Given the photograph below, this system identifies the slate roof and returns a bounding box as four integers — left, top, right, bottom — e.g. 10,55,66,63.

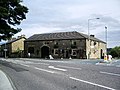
1,37,26,46
25,31,105,43
80,33,105,43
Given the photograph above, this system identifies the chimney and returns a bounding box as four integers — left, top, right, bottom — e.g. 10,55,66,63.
17,36,21,38
90,35,95,37
8,37,16,41
12,38,16,40
17,35,25,39
21,34,25,38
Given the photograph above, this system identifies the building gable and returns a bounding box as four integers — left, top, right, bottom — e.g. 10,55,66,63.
12,38,26,52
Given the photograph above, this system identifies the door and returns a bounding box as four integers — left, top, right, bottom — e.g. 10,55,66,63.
41,46,49,58
101,49,104,59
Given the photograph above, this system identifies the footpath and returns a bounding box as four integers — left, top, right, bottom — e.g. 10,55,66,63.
0,69,14,90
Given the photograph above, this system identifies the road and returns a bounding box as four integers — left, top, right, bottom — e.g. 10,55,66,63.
0,58,120,90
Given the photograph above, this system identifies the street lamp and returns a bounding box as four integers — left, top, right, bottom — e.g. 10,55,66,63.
105,26,107,55
87,18,100,59
4,42,7,58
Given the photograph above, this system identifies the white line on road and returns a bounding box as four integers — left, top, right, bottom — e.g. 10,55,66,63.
116,65,120,67
20,64,30,67
29,63,49,65
34,67,54,73
48,66,67,72
100,71,120,77
69,77,116,90
57,65,81,70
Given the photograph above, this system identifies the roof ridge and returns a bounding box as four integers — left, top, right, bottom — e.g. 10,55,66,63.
25,31,105,43
33,31,77,35
7,37,26,44
77,32,88,38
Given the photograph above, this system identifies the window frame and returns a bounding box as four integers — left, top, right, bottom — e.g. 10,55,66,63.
28,47,34,54
54,49,59,55
71,49,77,56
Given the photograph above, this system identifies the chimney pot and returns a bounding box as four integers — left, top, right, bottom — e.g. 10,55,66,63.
90,35,95,37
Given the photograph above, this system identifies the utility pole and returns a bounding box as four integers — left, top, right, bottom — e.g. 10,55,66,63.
4,43,7,58
105,26,107,55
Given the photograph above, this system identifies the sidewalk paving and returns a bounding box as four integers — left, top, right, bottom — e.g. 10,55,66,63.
0,70,13,90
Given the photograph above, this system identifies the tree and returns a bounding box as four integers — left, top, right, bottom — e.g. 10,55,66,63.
0,0,28,41
109,46,120,58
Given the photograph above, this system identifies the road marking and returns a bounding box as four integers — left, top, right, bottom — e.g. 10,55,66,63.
116,65,120,67
69,77,116,90
20,64,30,67
48,66,67,72
57,65,81,70
34,67,54,73
100,71,120,77
29,63,49,65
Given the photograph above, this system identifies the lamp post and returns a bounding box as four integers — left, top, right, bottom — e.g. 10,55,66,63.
105,26,107,55
4,42,7,58
87,18,100,59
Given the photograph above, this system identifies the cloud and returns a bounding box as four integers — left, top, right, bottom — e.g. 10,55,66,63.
96,30,120,48
15,24,63,37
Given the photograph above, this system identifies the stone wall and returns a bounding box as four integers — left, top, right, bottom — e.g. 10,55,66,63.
24,39,86,59
86,39,106,59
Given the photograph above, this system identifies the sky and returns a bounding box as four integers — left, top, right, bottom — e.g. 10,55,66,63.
1,0,120,48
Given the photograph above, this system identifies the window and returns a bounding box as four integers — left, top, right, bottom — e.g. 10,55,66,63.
72,49,77,56
94,42,97,46
71,40,77,48
28,47,34,54
71,40,76,45
74,42,76,45
54,41,59,48
54,41,58,45
54,49,59,55
44,41,49,45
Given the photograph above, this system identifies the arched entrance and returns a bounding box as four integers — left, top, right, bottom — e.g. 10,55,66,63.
41,46,49,58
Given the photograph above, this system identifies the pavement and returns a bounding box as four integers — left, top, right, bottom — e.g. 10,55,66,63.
0,69,13,90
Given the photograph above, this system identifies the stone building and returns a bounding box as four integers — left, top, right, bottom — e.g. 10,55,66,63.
0,35,26,58
24,31,106,59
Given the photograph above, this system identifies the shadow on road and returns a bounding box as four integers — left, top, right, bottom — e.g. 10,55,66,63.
0,60,28,72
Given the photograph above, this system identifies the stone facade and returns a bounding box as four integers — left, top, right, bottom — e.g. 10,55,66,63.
24,39,86,59
86,39,106,59
24,31,106,59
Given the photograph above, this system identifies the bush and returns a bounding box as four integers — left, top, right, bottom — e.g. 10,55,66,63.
109,46,120,58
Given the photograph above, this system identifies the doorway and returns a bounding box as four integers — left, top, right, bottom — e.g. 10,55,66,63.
41,46,49,58
101,49,104,59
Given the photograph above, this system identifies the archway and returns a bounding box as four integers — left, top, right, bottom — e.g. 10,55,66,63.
41,46,49,58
